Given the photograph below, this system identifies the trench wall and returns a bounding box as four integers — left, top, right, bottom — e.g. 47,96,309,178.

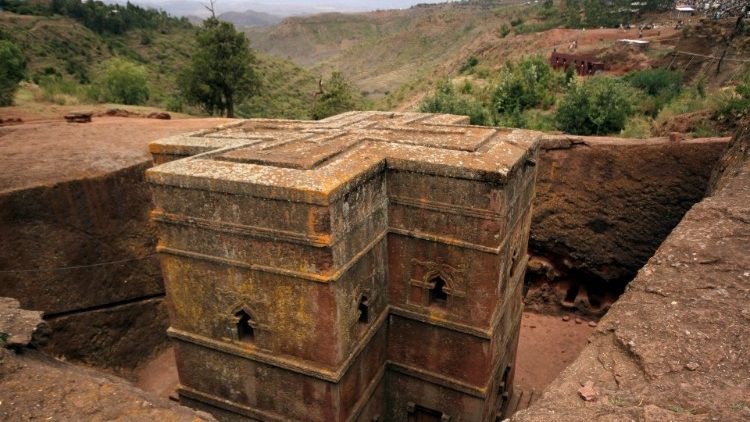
0,160,169,376
512,121,750,422
0,133,730,378
527,136,730,314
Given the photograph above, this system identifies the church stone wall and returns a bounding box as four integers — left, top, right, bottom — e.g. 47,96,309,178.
148,111,540,421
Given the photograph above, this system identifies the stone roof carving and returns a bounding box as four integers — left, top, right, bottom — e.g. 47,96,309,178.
147,111,539,205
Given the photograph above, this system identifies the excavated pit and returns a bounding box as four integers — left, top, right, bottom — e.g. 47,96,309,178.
0,117,735,420
524,135,730,319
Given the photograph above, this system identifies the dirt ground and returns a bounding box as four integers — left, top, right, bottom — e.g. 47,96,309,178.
0,348,215,421
0,116,233,193
136,311,595,402
515,312,595,392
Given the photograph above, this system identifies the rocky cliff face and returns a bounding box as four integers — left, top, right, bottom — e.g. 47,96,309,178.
526,136,730,315
513,126,750,422
707,118,749,195
0,296,215,422
0,162,169,375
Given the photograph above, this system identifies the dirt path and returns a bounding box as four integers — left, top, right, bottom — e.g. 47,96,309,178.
136,311,596,401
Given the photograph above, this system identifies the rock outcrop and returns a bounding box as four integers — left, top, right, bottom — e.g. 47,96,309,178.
526,135,730,315
0,298,215,422
513,127,750,421
0,117,231,376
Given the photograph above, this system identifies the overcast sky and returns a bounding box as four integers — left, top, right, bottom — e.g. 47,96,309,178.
109,1,449,17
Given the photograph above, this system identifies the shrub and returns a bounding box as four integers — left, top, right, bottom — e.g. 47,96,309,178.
492,55,556,116
556,76,639,135
420,80,493,126
653,88,722,129
620,115,653,139
0,39,27,106
715,68,750,122
460,56,480,74
97,58,150,105
311,72,358,120
36,75,89,105
499,24,511,38
623,68,683,116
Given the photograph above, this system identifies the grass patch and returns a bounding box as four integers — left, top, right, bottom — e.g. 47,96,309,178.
730,402,748,411
621,115,653,139
670,405,697,415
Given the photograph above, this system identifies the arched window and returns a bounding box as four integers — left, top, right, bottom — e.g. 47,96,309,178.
235,309,255,343
429,276,448,307
358,295,370,324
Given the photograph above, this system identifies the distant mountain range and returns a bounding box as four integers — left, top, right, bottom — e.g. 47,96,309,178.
187,9,283,28
105,1,446,18
219,10,283,27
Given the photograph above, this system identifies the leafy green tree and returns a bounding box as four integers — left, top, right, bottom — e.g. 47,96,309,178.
583,0,631,27
492,55,556,116
543,0,554,9
420,79,493,126
0,39,26,106
562,0,582,28
179,17,259,117
97,58,150,105
556,76,639,135
624,68,683,116
311,72,358,120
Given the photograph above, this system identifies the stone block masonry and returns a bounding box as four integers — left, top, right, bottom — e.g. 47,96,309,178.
147,111,540,421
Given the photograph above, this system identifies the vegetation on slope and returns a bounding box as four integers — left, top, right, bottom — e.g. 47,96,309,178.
246,0,546,101
421,53,747,137
0,4,323,119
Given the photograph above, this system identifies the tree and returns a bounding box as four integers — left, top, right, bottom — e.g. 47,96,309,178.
623,68,683,116
97,58,150,105
556,76,639,135
492,55,556,116
561,0,582,28
179,17,259,117
0,39,27,106
420,80,493,126
311,72,358,120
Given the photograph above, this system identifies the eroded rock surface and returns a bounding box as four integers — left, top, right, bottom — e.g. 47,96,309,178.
527,136,730,315
0,117,231,375
0,347,216,421
0,297,47,349
0,298,210,420
513,131,750,421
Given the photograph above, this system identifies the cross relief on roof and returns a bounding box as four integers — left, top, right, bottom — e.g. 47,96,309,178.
148,111,539,204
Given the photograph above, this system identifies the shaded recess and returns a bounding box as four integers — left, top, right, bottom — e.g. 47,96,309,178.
525,135,730,316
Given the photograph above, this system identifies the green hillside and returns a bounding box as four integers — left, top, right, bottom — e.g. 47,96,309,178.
0,10,319,119
245,0,532,101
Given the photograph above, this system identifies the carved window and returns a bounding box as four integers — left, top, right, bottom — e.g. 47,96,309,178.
407,402,450,422
235,309,256,343
358,294,370,324
429,276,448,307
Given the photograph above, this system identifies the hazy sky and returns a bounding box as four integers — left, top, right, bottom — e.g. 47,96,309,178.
110,1,449,17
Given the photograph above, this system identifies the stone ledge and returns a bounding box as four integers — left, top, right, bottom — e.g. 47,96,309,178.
0,297,47,349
